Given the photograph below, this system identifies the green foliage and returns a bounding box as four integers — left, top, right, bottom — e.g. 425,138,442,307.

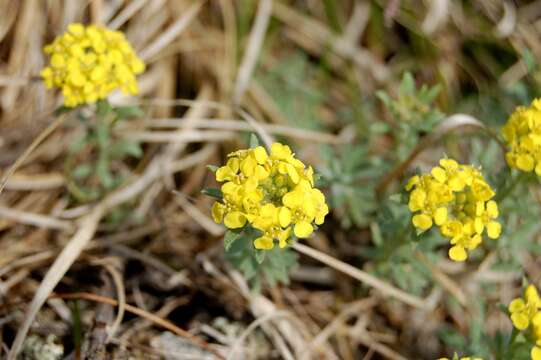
201,188,223,200
249,133,260,148
376,72,444,159
64,100,143,203
319,143,388,228
363,199,444,296
224,228,298,291
256,52,326,130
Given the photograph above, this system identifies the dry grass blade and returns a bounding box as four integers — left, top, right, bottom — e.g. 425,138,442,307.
0,205,73,231
292,243,427,309
0,114,65,197
232,0,272,105
139,0,205,61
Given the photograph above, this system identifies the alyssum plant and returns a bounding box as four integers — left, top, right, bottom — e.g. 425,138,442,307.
41,23,145,202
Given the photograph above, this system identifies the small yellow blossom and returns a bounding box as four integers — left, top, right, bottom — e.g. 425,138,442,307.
503,98,541,175
508,284,541,360
211,143,328,250
41,23,145,107
438,357,482,360
406,159,501,261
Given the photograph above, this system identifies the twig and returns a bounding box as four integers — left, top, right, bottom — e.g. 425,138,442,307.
50,292,224,360
291,243,426,309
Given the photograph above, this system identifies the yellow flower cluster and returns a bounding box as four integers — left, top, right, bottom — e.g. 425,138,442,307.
503,98,541,175
211,143,328,250
41,23,145,107
406,159,501,262
508,284,541,360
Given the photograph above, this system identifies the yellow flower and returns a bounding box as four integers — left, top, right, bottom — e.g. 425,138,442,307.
406,158,501,261
211,143,328,250
509,284,541,330
503,99,541,175
508,284,541,360
438,355,482,360
41,23,145,107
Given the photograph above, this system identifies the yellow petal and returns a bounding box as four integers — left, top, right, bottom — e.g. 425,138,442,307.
526,284,541,306
286,164,300,184
294,221,313,238
278,228,292,248
486,221,501,239
532,346,541,360
279,207,292,227
254,236,274,250
224,211,246,229
509,298,526,313
253,146,268,164
449,245,467,261
283,190,303,208
271,143,292,159
216,166,232,182
405,175,419,191
440,158,458,171
474,217,484,235
211,202,224,223
486,200,499,218
517,154,534,172
241,156,257,176
511,312,530,330
431,167,447,183
434,207,448,226
412,214,432,231
227,157,240,173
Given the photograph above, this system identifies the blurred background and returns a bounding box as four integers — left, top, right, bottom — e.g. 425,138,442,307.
1,0,540,359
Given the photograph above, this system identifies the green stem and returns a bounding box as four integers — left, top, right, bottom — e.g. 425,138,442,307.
495,171,528,203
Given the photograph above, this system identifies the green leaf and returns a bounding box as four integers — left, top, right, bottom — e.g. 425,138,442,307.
370,222,383,247
399,72,415,95
110,140,143,158
201,188,223,199
113,105,144,119
523,48,537,73
96,157,114,189
389,193,403,203
207,165,219,173
224,230,242,252
375,90,391,106
255,249,266,264
249,134,260,148
369,122,390,134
